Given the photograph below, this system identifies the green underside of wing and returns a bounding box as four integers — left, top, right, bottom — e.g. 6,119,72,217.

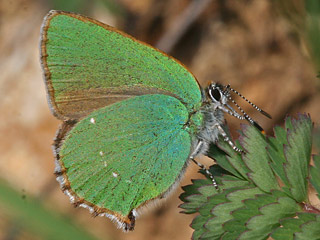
44,13,202,118
59,94,194,216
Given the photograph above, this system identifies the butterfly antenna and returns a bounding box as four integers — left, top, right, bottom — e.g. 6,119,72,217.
227,97,264,132
228,86,272,119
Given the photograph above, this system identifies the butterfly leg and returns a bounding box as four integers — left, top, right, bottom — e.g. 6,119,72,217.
189,140,219,189
213,123,244,153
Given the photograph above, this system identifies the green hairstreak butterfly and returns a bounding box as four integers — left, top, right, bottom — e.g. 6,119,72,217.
40,10,271,231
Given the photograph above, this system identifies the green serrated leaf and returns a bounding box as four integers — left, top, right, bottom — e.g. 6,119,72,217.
225,219,246,232
180,179,212,214
271,213,317,240
197,197,225,218
271,227,295,240
240,197,301,240
207,164,233,180
180,194,207,213
285,117,294,130
192,192,231,240
181,179,211,201
191,215,210,240
207,143,242,179
220,178,252,189
281,186,293,197
223,190,288,238
295,215,320,240
221,229,244,240
210,139,250,181
201,187,263,239
297,212,318,221
191,192,231,239
283,114,312,202
181,114,316,240
310,155,320,197
198,185,217,197
267,126,291,187
272,219,300,240
241,125,279,192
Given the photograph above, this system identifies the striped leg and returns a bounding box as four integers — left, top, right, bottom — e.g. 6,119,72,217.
189,140,219,189
214,123,244,153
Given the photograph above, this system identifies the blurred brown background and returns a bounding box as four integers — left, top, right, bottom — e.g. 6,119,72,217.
0,0,319,239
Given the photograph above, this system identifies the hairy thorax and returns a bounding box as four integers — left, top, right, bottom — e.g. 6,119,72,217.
186,101,225,156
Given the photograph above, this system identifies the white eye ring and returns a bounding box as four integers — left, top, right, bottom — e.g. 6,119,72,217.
208,84,222,102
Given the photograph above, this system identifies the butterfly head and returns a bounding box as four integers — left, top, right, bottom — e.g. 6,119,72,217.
205,82,272,132
207,83,230,107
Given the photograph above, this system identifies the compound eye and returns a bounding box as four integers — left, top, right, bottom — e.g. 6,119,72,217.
211,88,221,101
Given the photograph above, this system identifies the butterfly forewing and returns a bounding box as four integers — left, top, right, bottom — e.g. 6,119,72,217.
40,10,202,120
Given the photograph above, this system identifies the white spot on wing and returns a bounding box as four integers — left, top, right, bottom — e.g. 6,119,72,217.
90,118,95,124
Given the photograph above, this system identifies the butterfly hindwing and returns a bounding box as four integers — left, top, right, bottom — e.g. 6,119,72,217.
55,94,192,227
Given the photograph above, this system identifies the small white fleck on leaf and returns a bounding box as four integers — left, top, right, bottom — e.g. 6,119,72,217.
90,118,95,124
112,172,118,178
99,151,104,156
104,161,107,167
